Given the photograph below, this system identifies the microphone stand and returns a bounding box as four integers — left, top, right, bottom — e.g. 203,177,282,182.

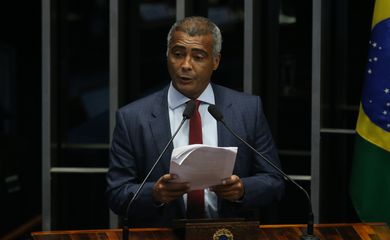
209,105,319,240
122,100,195,240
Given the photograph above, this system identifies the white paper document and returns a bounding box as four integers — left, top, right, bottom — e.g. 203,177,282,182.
169,144,237,190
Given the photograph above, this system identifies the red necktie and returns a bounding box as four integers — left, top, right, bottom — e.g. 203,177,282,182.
187,100,205,218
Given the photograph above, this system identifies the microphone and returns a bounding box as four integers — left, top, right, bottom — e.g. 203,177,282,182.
122,100,196,240
208,105,319,240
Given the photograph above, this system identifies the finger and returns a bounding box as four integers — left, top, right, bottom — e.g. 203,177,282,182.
161,190,188,199
163,182,190,192
155,176,189,193
221,175,240,185
159,174,177,183
155,180,189,193
211,181,244,198
211,182,240,192
158,192,179,202
216,190,243,201
217,190,239,197
212,185,237,194
157,185,189,202
153,183,188,203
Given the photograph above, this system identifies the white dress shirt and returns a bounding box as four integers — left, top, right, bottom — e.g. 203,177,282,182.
168,82,219,218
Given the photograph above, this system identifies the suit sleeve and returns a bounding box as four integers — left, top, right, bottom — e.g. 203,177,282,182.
241,96,285,206
106,110,163,219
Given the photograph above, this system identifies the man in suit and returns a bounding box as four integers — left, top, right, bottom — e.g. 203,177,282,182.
106,16,284,227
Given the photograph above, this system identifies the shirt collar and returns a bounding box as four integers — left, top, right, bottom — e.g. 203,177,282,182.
168,82,215,110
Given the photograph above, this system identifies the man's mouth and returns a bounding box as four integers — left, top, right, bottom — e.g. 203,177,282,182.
179,76,192,81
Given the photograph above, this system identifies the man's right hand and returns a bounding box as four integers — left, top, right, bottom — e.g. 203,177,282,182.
152,174,189,204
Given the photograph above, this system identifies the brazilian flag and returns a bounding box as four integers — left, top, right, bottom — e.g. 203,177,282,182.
350,0,390,225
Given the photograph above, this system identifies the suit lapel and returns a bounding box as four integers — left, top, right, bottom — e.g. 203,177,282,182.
149,87,173,173
149,86,186,215
213,84,237,214
213,84,234,147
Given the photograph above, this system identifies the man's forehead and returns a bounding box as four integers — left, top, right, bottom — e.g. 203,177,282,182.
175,21,212,35
172,30,212,38
170,31,212,47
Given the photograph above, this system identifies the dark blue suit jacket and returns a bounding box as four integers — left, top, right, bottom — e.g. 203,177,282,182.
106,83,284,227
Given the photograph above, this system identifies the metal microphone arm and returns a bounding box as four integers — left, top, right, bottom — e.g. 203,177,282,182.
220,121,317,239
207,104,318,240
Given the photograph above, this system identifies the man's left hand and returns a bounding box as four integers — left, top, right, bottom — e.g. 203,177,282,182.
210,175,244,202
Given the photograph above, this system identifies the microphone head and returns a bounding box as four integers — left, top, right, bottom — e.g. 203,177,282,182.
208,104,223,121
183,100,196,119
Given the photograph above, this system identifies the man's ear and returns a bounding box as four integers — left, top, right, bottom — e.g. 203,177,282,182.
213,54,221,70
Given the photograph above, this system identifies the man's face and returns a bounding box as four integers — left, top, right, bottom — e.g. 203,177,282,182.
167,31,220,99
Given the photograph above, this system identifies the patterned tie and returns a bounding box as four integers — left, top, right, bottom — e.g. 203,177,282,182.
186,100,205,218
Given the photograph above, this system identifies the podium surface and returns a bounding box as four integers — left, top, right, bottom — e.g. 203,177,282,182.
31,222,390,240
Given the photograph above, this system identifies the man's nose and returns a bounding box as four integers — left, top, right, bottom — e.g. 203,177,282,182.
181,56,192,71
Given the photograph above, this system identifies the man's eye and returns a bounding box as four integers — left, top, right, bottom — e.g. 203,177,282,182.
193,55,205,60
173,51,184,57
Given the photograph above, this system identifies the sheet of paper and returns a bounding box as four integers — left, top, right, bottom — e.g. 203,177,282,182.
169,144,237,190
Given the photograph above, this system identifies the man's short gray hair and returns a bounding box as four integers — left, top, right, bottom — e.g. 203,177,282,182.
166,16,222,56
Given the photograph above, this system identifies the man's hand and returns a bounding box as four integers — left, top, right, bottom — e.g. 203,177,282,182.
210,175,244,202
152,174,190,204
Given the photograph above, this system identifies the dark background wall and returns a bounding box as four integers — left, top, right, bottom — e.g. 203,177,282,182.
0,0,42,238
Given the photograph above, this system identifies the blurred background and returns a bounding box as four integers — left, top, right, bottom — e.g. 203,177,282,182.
0,0,375,238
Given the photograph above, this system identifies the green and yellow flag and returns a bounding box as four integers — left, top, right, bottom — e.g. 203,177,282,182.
350,0,390,225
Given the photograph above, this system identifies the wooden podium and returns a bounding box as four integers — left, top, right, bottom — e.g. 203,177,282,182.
31,222,390,240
